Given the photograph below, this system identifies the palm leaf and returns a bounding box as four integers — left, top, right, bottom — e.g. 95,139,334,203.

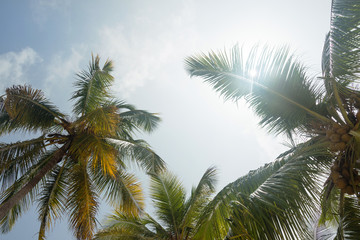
75,103,120,136
339,196,360,239
0,136,46,189
180,167,217,238
0,149,58,233
323,0,360,85
194,140,330,240
94,211,160,240
185,45,330,136
119,109,160,133
110,138,165,174
1,85,64,134
67,160,99,240
320,192,360,240
149,171,186,237
228,146,331,240
70,132,118,178
37,160,69,240
71,55,114,116
93,168,144,215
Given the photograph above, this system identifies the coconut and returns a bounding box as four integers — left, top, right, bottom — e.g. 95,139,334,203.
329,143,337,152
326,129,334,138
341,134,352,143
332,123,341,129
336,128,348,135
331,171,341,182
329,134,341,143
335,177,348,189
342,168,350,179
334,142,346,151
345,185,355,195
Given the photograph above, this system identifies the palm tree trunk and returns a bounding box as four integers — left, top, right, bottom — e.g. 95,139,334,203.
0,142,70,220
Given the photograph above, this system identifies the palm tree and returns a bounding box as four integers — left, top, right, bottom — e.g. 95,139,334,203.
95,145,327,240
94,167,218,240
0,55,165,240
185,0,360,238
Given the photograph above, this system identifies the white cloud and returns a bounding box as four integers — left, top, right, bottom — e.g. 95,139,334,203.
0,47,42,91
95,2,198,97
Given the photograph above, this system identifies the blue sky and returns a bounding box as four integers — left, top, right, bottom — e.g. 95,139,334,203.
1,0,331,239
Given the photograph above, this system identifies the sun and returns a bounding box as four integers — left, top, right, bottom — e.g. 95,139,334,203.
249,69,257,78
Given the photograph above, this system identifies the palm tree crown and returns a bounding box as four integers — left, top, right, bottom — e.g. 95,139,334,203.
185,0,360,238
95,167,217,240
0,55,165,240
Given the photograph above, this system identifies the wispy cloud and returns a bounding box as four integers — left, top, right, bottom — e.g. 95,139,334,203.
94,1,198,97
0,47,42,91
30,0,71,26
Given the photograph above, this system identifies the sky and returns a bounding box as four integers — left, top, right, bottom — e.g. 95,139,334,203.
0,0,331,239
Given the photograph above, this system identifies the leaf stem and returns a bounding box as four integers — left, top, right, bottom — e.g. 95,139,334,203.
331,79,354,127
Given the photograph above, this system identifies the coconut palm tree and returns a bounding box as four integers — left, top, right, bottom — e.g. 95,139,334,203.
185,0,360,238
95,146,327,240
0,55,165,240
94,167,219,240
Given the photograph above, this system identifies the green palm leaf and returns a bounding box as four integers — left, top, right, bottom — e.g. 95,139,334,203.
94,211,158,240
0,149,58,233
185,45,330,136
75,103,120,136
339,196,360,239
0,136,46,189
150,171,186,237
111,138,165,174
71,55,114,116
1,85,64,134
323,0,360,85
119,109,160,133
37,161,69,240
180,167,217,238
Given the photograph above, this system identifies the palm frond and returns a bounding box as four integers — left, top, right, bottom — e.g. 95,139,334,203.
110,138,166,173
70,133,118,178
0,149,58,233
119,109,161,133
340,196,360,239
181,167,217,237
94,211,158,240
1,85,64,134
320,192,360,240
150,171,186,236
67,161,99,240
37,161,69,240
0,136,46,190
93,168,144,215
185,45,330,136
75,103,120,136
323,0,360,86
71,55,114,116
194,140,331,240
228,146,331,240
